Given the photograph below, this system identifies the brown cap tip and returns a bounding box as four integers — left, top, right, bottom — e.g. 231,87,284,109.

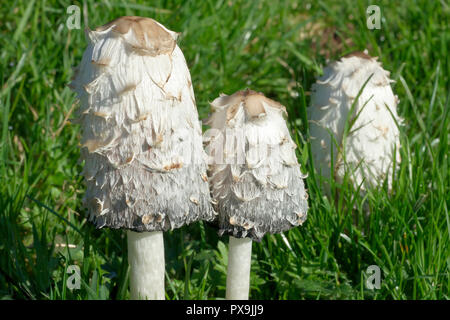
218,89,287,120
95,16,176,55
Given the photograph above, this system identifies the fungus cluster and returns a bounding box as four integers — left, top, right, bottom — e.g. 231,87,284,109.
70,14,402,302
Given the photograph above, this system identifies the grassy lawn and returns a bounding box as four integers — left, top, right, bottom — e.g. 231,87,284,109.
0,0,448,300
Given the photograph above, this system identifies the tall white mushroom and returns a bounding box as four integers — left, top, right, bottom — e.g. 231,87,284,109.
205,89,309,299
70,16,215,299
308,51,402,193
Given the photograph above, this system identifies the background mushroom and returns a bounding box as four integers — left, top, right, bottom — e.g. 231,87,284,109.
205,89,309,299
308,50,402,194
70,16,215,299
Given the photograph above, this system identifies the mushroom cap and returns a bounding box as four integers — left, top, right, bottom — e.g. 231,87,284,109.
208,89,287,122
205,89,308,241
71,16,215,231
93,16,178,56
308,50,403,191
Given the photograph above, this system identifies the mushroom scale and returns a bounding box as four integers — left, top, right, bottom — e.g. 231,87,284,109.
308,51,403,192
205,89,309,241
71,16,215,232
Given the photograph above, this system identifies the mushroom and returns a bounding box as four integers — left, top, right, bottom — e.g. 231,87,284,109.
308,50,402,193
70,16,215,299
205,89,309,299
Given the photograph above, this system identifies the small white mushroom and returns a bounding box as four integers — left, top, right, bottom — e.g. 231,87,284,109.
205,89,309,299
308,50,403,193
71,16,215,300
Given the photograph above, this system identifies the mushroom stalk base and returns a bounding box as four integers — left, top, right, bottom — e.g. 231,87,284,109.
226,236,252,300
127,230,165,300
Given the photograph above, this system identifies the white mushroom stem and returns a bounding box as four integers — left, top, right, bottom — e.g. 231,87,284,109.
127,231,165,300
226,236,252,300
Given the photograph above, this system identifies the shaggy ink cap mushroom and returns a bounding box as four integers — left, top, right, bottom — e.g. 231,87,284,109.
206,89,309,241
71,16,215,233
308,50,403,192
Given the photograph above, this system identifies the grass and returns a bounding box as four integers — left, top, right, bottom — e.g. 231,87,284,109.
0,0,448,300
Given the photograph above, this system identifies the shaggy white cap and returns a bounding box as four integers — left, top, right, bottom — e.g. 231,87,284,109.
308,51,402,191
70,16,215,231
205,89,308,241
